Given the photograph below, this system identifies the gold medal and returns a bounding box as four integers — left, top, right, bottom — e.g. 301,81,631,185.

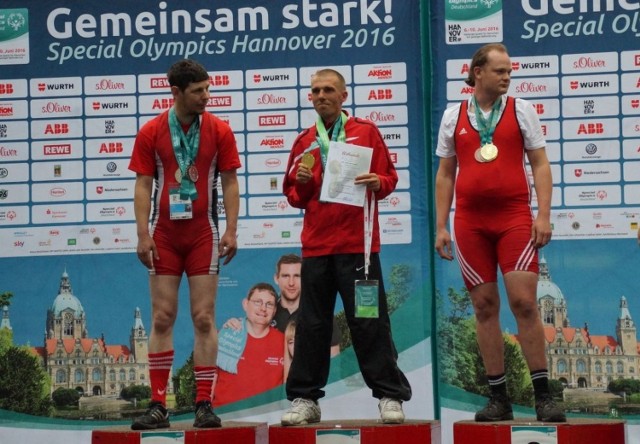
480,143,498,162
187,164,199,182
175,168,182,183
301,152,315,168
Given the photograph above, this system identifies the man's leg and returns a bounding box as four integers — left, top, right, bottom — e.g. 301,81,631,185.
505,271,565,422
131,274,180,430
148,274,181,402
470,282,513,421
281,256,333,425
188,274,222,428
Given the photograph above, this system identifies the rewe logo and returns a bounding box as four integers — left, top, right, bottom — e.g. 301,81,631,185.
259,115,285,126
44,144,71,155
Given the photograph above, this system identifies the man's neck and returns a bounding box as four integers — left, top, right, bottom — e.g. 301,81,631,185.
174,106,197,126
279,296,299,313
246,321,270,338
474,93,501,112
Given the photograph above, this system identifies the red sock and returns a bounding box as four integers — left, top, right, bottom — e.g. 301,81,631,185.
149,350,174,405
194,366,217,404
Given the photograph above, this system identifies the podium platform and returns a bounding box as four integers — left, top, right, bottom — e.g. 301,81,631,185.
269,419,440,444
454,418,625,443
91,421,268,444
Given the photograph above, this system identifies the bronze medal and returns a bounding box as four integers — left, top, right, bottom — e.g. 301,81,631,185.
301,152,315,168
175,168,182,183
480,143,498,162
187,164,199,182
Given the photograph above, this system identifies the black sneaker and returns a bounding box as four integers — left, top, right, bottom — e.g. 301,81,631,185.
131,401,170,430
193,400,222,428
536,394,566,422
475,394,514,421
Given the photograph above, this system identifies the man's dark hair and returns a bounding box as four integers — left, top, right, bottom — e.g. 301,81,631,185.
275,253,302,276
465,43,508,87
167,59,209,91
246,282,278,301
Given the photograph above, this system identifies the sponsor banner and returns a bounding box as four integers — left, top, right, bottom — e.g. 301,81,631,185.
31,181,84,202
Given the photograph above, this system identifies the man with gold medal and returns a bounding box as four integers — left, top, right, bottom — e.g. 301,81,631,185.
129,59,241,430
435,44,565,423
280,69,411,426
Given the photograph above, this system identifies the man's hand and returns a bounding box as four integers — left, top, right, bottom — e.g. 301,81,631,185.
435,228,454,261
354,173,380,192
136,233,158,269
296,163,313,184
219,230,237,265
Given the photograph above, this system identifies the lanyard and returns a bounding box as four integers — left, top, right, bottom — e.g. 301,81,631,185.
472,96,502,146
316,112,348,169
363,191,375,279
168,107,201,201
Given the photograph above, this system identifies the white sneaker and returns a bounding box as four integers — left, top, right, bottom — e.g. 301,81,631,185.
281,398,321,425
379,397,405,424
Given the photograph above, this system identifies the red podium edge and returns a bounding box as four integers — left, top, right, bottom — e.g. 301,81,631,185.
453,418,626,444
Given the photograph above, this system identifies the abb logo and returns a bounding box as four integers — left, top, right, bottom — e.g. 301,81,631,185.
577,123,604,135
44,124,69,134
210,75,230,86
99,142,124,153
152,98,174,110
0,84,14,94
368,89,393,100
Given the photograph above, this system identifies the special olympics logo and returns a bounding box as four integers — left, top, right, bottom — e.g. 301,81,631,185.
7,13,26,31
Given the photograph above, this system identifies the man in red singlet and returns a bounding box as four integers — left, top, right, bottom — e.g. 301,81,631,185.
129,59,241,430
435,43,565,423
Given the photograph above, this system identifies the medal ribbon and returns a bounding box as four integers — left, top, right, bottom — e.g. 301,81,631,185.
472,96,502,146
168,107,200,201
316,112,348,169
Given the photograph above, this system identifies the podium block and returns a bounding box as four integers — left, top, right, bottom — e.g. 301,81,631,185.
454,418,625,444
91,421,268,444
269,420,440,444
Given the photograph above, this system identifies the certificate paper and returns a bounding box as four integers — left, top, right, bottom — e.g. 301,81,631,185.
319,141,373,207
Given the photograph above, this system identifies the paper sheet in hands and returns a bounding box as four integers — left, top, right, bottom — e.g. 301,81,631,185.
319,141,373,207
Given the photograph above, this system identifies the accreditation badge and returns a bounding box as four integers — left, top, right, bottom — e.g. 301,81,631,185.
169,186,193,220
355,280,379,318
